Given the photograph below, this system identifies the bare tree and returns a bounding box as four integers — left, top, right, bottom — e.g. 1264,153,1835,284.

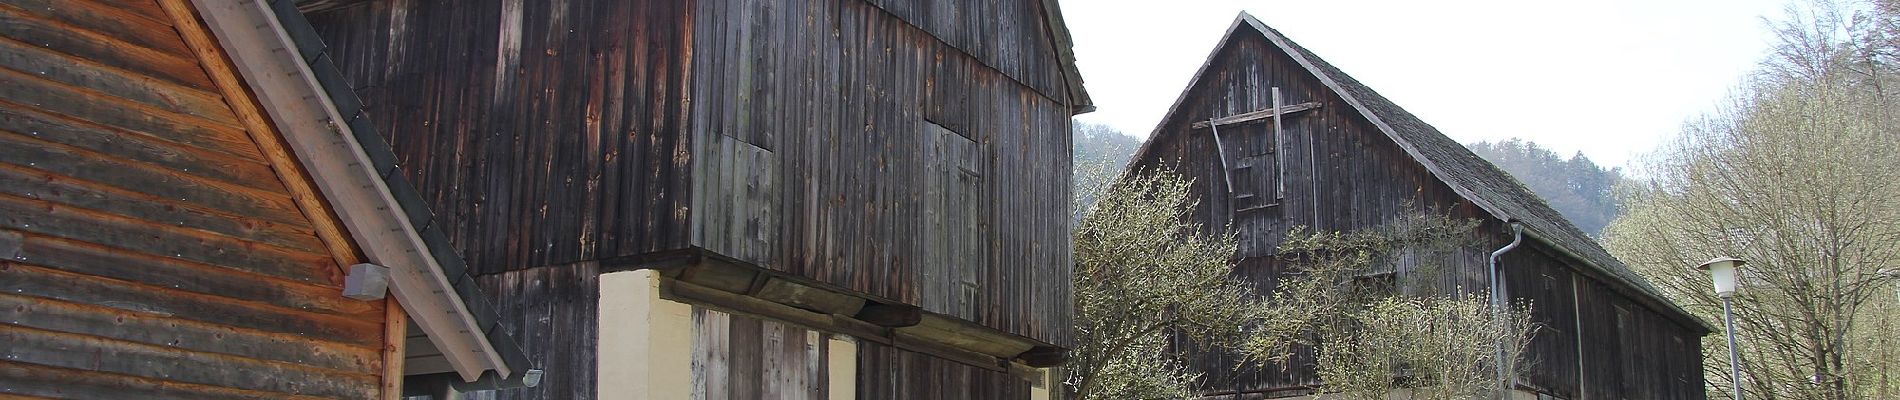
1068,169,1259,399
1605,2,1900,399
1247,214,1536,400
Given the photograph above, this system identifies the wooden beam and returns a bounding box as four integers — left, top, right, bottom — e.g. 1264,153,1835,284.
853,303,923,327
755,278,866,316
1015,346,1068,368
1272,87,1288,198
1189,101,1322,129
380,299,408,400
662,279,889,345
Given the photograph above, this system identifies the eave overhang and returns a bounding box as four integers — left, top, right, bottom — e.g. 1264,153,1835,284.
187,0,540,388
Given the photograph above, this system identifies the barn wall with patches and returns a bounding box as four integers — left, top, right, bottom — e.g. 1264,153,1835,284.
688,0,1075,348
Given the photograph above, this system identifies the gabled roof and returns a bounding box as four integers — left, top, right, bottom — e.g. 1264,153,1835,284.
1038,0,1095,113
190,0,539,388
1133,13,1710,333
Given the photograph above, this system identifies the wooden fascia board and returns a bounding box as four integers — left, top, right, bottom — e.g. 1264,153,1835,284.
186,0,509,382
1035,0,1094,114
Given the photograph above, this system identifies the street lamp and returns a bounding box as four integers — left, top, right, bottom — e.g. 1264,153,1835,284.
1881,268,1899,302
1698,257,1746,400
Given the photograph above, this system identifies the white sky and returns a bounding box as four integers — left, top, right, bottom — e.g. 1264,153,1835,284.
1061,0,1790,168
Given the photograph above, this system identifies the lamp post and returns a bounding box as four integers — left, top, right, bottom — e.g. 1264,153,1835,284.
1699,257,1746,400
1881,268,1899,302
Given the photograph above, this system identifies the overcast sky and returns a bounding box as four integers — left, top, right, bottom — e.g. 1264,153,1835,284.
1060,0,1791,168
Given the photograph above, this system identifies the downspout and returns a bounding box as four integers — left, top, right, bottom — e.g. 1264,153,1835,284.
1488,221,1523,399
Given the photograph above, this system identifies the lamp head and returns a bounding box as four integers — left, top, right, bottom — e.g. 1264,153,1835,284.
1697,257,1746,298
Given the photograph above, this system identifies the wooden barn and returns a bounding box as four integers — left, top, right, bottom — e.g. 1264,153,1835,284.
0,0,537,398
290,0,1088,398
1126,13,1712,400
1,0,1087,398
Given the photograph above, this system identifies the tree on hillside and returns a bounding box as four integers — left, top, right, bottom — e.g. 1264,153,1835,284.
1068,170,1259,399
1467,139,1625,237
1605,2,1900,399
1071,122,1144,219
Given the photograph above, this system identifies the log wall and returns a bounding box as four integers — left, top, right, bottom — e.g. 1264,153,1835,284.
0,0,388,397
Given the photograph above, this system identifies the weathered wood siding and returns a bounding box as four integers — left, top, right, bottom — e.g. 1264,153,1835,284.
307,0,698,275
857,341,1037,399
1503,243,1583,398
690,0,1076,347
0,0,387,397
690,307,831,400
465,263,599,400
861,0,1072,105
1573,269,1707,400
312,0,1074,345
1133,25,1706,399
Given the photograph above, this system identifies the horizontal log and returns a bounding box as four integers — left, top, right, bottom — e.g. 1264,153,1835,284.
0,293,380,373
0,360,332,400
0,105,278,192
87,0,172,25
0,166,319,252
0,324,379,398
0,262,381,347
0,193,337,285
15,233,373,317
0,4,209,89
0,69,259,160
0,132,310,229
1190,102,1322,129
0,0,194,59
0,37,233,123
